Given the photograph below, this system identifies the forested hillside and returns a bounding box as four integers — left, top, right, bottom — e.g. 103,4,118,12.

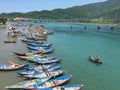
0,0,120,23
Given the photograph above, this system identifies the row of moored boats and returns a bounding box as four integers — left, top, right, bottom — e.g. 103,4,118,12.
1,37,84,90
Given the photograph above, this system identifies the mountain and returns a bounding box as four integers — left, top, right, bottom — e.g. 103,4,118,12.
0,0,120,23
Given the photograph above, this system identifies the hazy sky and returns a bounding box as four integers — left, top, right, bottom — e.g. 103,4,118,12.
0,0,106,13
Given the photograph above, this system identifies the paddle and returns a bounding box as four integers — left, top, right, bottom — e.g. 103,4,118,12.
8,60,21,67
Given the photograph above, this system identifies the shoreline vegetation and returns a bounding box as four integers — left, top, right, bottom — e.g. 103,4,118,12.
2,19,120,26
0,16,119,32
6,17,120,25
0,19,119,31
0,0,120,25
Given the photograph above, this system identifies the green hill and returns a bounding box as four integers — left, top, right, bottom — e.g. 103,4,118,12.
0,0,120,23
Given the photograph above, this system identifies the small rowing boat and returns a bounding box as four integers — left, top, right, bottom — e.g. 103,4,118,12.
0,61,29,71
44,84,84,90
17,65,62,76
23,69,64,79
4,40,16,43
89,56,102,64
5,76,51,89
24,74,72,90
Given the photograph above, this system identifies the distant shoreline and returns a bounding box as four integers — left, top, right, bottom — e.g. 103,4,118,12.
0,21,119,28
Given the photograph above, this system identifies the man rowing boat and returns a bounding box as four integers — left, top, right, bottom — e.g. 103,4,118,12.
95,55,100,61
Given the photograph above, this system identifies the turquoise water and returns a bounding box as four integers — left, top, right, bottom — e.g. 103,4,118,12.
0,22,120,90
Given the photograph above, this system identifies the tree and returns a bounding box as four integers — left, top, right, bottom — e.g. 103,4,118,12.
0,17,7,24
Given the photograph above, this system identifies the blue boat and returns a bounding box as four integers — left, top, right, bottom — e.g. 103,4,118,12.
23,69,64,79
27,42,52,47
13,48,54,56
24,63,56,70
25,56,58,61
17,55,45,60
13,51,43,56
17,65,62,76
26,36,47,41
17,55,61,64
13,51,36,56
27,46,50,50
17,55,56,61
5,76,51,90
24,74,72,90
0,63,29,71
21,39,43,44
29,48,55,54
39,84,84,90
31,58,62,64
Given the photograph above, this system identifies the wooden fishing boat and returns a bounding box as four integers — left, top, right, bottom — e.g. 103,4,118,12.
29,48,55,54
5,76,51,90
27,43,52,47
23,56,58,62
23,69,64,79
13,48,55,56
0,61,29,71
21,39,43,44
17,55,60,64
17,55,44,60
4,40,16,43
89,56,102,64
29,58,62,64
36,37,47,41
26,36,47,41
44,84,84,90
23,63,56,70
17,55,54,60
27,46,50,50
17,65,62,76
13,51,39,56
24,74,72,90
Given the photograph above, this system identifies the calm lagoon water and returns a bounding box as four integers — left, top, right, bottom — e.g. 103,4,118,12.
0,22,120,90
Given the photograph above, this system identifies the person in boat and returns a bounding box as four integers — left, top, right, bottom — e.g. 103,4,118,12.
89,56,92,59
95,55,100,61
89,56,94,60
